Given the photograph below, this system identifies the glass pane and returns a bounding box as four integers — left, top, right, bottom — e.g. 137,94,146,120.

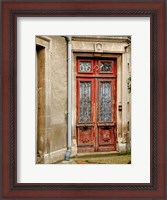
100,82,111,121
100,61,112,72
79,62,91,72
80,82,91,122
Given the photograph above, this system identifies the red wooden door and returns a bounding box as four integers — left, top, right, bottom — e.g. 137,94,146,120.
76,58,117,153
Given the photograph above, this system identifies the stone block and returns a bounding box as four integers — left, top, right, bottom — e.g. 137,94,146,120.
118,143,127,154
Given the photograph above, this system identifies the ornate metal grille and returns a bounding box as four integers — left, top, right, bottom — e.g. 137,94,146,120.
100,62,112,72
100,82,111,121
79,62,91,72
80,82,91,122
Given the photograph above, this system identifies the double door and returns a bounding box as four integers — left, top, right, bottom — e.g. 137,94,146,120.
76,58,117,152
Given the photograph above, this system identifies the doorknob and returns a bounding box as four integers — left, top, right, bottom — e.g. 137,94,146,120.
94,65,99,71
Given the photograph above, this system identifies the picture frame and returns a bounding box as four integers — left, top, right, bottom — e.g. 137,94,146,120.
1,0,166,199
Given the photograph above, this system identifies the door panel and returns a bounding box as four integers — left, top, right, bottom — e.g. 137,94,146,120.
77,79,94,123
99,81,112,122
97,79,116,152
77,127,94,145
76,79,95,152
79,81,91,122
98,60,114,73
76,58,117,153
77,59,93,74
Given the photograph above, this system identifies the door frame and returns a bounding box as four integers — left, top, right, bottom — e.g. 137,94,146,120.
36,36,52,163
72,52,123,153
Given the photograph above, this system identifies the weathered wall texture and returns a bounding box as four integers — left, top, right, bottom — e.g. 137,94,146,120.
50,36,67,152
36,37,51,163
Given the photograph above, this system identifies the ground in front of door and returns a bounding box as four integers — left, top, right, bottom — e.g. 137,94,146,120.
55,153,131,164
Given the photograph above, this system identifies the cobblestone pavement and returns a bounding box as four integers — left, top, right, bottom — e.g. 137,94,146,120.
56,154,131,164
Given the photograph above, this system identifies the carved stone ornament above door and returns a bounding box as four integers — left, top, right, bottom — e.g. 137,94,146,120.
95,42,103,52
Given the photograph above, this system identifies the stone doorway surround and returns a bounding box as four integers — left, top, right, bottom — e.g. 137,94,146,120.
71,36,131,157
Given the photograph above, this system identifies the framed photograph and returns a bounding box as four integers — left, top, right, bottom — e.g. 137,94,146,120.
1,0,166,199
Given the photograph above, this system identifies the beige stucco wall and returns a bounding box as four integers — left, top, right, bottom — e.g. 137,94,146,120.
36,36,131,163
50,36,68,153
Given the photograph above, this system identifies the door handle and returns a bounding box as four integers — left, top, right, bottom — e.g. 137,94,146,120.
104,123,112,129
77,123,94,131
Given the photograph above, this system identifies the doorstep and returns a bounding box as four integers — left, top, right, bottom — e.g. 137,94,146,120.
75,151,119,158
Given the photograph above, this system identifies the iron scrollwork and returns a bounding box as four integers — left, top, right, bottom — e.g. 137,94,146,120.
100,62,112,72
79,62,91,72
100,82,111,121
80,82,91,122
